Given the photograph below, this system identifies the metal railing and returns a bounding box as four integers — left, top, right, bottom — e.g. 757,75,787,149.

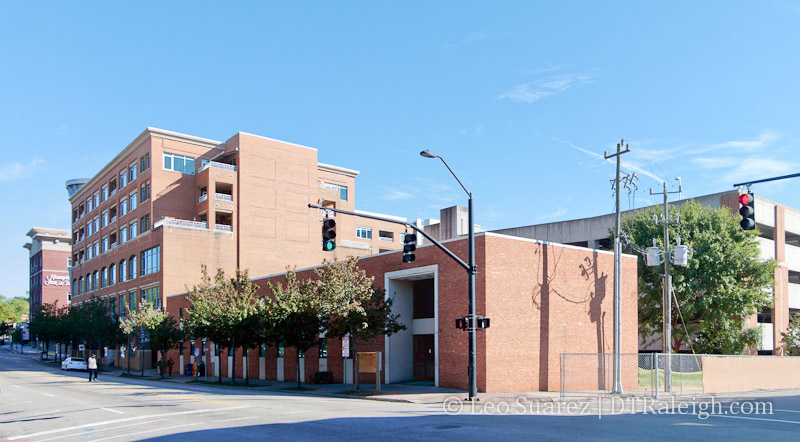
200,161,238,173
199,194,208,203
215,192,233,201
156,218,208,230
215,224,232,232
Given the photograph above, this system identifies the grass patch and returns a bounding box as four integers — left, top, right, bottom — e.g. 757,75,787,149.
638,368,703,388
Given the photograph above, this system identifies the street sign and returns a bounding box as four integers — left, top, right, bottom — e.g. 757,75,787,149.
21,314,28,322
342,336,350,358
78,344,85,351
194,348,200,357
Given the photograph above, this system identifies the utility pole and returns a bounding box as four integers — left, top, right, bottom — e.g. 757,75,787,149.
604,139,630,395
649,180,682,392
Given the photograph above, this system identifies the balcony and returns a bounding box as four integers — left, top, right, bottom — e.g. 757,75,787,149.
215,192,233,202
158,218,208,229
215,224,233,232
200,161,238,173
199,193,208,203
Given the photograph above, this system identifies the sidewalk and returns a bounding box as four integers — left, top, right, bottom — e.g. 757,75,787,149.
5,344,567,404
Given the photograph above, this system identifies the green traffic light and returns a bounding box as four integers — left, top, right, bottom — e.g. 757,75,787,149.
324,240,336,251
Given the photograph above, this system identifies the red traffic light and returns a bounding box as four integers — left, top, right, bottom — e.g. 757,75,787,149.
738,194,751,205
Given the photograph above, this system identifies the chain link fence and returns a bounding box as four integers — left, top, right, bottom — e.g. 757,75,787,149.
560,353,703,399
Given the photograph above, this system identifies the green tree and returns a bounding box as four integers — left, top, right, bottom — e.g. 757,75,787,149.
29,301,64,358
185,266,262,383
316,258,405,391
121,300,165,376
622,201,777,354
268,270,322,389
0,296,30,325
148,314,184,378
782,312,800,356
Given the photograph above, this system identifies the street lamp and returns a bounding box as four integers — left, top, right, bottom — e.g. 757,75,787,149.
420,149,478,401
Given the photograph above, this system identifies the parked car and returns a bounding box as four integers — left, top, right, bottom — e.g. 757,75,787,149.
61,357,88,371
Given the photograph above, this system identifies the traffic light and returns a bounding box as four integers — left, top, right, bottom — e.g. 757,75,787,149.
403,233,416,263
322,218,336,251
738,192,755,230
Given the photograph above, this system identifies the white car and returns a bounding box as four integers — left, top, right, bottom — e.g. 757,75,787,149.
61,357,88,371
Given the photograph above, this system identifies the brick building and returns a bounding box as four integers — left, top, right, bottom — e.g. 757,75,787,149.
167,232,639,393
66,127,409,366
492,189,800,354
24,227,72,320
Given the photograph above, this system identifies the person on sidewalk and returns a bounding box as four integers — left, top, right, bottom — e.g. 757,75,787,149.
167,358,174,377
88,354,98,382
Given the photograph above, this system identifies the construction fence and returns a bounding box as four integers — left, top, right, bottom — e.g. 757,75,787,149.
560,353,800,399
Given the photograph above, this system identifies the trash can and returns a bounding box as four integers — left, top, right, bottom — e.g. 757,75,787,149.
197,361,205,377
41,351,49,360
185,363,194,376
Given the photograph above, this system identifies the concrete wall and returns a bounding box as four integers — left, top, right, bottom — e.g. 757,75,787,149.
702,356,800,393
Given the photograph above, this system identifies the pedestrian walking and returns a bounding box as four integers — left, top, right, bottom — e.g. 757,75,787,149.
167,358,174,377
88,354,98,382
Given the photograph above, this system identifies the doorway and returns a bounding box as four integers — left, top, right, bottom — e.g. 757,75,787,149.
413,334,435,380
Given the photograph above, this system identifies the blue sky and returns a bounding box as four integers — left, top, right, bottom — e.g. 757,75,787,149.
2,1,800,299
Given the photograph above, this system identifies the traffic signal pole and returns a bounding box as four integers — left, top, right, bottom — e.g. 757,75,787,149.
308,204,470,272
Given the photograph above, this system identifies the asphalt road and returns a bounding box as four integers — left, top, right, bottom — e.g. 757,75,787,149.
3,349,800,441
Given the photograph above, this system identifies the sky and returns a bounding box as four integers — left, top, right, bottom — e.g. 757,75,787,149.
2,1,800,299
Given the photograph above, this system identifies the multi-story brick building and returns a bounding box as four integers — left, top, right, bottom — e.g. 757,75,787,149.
66,127,409,364
24,227,72,319
491,189,800,354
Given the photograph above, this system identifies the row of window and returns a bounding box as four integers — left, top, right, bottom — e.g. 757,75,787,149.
73,214,151,265
74,153,150,223
355,227,405,242
72,246,160,296
75,182,150,244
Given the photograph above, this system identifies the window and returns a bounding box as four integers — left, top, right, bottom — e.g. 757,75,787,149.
129,192,138,211
102,236,109,252
141,153,150,172
93,241,99,257
86,197,92,213
163,152,195,175
78,277,83,295
140,214,151,232
72,279,77,295
102,211,109,227
340,186,348,201
129,163,138,182
109,177,117,195
86,245,92,260
356,227,372,239
110,205,117,222
277,342,284,358
120,227,128,244
142,286,160,309
129,221,138,239
120,170,127,188
129,255,137,280
141,246,160,276
319,338,327,358
93,192,100,209
141,182,150,202
92,271,98,291
86,222,92,237
109,263,116,286
109,297,116,319
120,294,126,317
120,259,127,282
129,291,137,312
85,274,90,291
102,185,109,202
93,217,100,233
101,267,108,288
120,198,128,216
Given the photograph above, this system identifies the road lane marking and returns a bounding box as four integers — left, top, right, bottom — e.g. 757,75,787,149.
101,408,123,414
4,400,32,406
43,393,56,397
710,414,800,425
7,406,249,440
37,420,168,442
222,416,259,422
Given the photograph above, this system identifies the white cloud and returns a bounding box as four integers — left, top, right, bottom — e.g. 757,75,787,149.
552,137,666,184
538,207,567,220
0,158,44,182
499,73,596,103
443,30,489,48
710,130,779,151
382,189,414,201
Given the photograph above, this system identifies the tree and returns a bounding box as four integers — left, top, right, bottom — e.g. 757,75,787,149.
185,266,262,383
121,300,165,376
148,314,184,378
29,301,64,359
315,257,405,392
622,201,777,354
782,313,800,356
0,296,30,326
268,270,322,389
